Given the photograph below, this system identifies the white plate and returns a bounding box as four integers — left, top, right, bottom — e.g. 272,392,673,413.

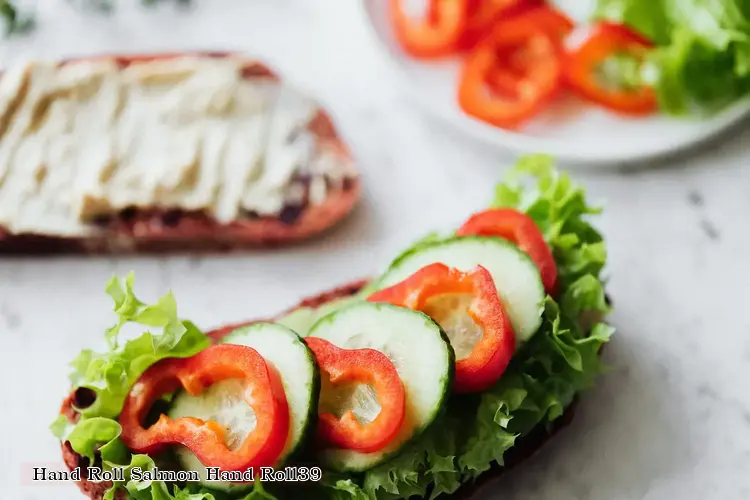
361,0,750,166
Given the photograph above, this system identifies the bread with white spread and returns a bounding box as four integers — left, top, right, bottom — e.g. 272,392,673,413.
0,53,360,254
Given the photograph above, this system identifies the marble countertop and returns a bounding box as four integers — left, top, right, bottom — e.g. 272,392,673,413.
1,1,749,499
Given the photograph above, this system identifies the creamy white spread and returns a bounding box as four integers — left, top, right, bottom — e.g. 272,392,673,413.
0,56,356,236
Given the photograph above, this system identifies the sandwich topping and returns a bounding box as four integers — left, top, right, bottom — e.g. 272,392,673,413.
457,208,558,295
0,55,356,236
119,344,290,472
306,337,406,454
52,156,613,500
368,263,516,393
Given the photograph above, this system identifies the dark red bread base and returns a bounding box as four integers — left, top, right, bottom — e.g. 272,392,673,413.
59,279,579,500
0,179,360,255
0,54,359,256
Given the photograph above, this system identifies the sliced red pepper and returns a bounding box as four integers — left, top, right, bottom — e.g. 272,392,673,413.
483,6,575,97
305,337,405,453
457,208,557,295
511,6,575,41
564,22,657,115
390,0,470,58
458,19,562,129
120,344,289,472
484,36,560,99
457,0,542,50
368,263,515,393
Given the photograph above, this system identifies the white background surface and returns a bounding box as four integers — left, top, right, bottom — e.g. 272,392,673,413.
1,1,749,499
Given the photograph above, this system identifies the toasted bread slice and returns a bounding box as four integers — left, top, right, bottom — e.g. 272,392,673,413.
0,53,360,255
58,279,578,500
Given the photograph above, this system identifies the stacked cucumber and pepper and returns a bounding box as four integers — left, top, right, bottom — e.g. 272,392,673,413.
52,156,614,500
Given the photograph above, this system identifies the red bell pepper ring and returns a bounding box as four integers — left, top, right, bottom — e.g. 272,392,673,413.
484,6,575,98
368,263,515,393
458,18,563,129
513,5,575,41
564,22,657,115
390,0,470,58
457,208,557,295
120,344,290,472
305,337,406,453
457,0,543,50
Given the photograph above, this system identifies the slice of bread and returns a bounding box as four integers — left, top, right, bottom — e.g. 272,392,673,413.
58,278,578,500
0,53,360,255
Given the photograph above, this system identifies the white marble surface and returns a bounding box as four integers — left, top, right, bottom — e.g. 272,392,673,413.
1,1,749,499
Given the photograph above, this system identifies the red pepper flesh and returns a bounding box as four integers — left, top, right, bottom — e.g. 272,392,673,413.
564,22,657,115
369,263,515,393
390,0,470,58
305,337,406,453
120,344,290,472
510,5,575,41
457,208,557,295
471,6,574,102
458,0,543,50
458,19,562,129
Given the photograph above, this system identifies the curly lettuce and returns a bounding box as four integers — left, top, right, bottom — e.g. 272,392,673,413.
594,0,750,114
49,155,613,500
65,273,210,419
50,274,212,500
321,155,614,499
49,275,308,500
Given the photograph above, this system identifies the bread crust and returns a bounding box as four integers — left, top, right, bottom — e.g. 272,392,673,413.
58,278,578,500
0,53,360,255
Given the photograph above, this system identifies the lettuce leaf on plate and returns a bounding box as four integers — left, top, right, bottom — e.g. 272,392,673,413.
594,0,750,114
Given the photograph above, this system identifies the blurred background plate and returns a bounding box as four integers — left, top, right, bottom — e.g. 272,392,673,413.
361,0,750,167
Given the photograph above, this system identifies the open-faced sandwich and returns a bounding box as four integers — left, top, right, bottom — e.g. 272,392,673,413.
52,155,613,500
0,52,359,254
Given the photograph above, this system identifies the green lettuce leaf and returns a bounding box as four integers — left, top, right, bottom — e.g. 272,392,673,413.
325,297,611,499
594,0,750,114
69,273,210,419
51,274,212,500
50,156,613,500
237,481,282,500
66,417,129,464
491,154,607,289
53,417,226,500
50,272,289,500
320,156,614,499
172,487,217,500
52,412,217,500
50,414,75,441
100,440,220,500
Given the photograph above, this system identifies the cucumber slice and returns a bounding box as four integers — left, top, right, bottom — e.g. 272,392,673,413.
276,296,361,336
168,323,318,493
167,381,257,495
308,302,454,472
376,236,545,343
221,323,319,460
